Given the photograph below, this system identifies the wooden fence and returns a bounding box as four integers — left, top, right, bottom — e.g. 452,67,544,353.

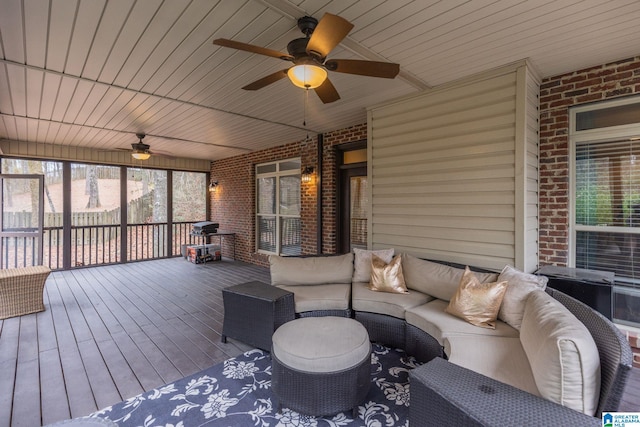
3,190,155,229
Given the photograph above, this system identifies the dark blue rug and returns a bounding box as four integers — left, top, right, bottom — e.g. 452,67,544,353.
88,344,420,426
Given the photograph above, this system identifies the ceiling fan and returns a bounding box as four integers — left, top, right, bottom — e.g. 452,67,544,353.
213,13,400,103
128,133,173,160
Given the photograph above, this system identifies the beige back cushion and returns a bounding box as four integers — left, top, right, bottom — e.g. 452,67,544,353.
498,265,549,330
402,254,497,301
270,253,354,286
520,291,601,416
352,247,395,283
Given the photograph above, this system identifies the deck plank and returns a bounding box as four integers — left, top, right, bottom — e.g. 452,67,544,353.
110,330,164,391
0,358,17,427
11,357,40,427
39,348,70,426
1,256,634,426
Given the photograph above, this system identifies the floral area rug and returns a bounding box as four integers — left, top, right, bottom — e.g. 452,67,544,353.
88,344,421,427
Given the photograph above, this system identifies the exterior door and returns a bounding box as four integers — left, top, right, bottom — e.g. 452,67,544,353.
339,166,368,254
0,174,45,268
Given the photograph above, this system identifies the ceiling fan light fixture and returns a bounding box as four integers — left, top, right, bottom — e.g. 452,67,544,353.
287,64,327,89
131,151,151,161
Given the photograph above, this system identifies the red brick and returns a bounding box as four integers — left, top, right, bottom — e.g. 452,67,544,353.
562,74,587,84
574,78,603,90
604,71,633,83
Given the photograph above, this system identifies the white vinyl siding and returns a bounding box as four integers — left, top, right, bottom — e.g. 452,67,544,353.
368,62,540,272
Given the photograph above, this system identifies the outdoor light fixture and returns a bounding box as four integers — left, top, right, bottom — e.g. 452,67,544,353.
131,150,151,161
301,166,315,183
287,65,327,89
208,180,218,192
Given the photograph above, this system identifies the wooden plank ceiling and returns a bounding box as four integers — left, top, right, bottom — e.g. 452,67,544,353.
0,0,639,162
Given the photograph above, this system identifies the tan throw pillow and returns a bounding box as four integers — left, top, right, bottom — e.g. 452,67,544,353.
369,254,408,294
445,266,508,329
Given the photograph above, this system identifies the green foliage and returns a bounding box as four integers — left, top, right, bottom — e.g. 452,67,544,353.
575,184,613,226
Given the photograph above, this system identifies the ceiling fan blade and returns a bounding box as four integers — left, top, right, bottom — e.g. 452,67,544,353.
149,150,176,160
324,59,400,78
242,69,290,91
306,13,354,59
314,78,340,104
213,38,293,61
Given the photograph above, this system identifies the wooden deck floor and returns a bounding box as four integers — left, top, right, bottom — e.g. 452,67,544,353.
0,257,269,427
0,257,638,426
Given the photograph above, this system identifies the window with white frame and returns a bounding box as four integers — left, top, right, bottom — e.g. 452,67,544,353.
256,159,301,256
571,96,640,285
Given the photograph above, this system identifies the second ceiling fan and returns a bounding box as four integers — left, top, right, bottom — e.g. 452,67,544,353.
213,13,400,103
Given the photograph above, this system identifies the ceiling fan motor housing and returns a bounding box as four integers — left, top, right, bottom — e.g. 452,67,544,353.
291,16,326,61
287,37,323,64
131,142,150,152
297,16,318,36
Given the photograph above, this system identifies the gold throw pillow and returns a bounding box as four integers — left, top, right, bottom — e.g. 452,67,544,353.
445,266,508,329
369,254,409,294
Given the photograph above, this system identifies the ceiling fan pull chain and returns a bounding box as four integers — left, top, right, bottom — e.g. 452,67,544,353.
303,88,308,129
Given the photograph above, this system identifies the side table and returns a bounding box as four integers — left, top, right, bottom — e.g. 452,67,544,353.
221,281,295,351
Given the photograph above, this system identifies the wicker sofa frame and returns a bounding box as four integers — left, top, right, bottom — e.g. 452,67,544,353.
407,287,633,426
271,255,633,423
297,308,351,318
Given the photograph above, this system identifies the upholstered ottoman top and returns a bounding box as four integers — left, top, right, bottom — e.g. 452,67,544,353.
272,316,370,373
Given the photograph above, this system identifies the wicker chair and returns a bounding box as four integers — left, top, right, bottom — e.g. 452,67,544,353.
0,266,51,319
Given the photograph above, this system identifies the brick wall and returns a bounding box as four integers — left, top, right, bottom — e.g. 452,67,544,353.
322,123,368,254
539,56,640,267
210,123,367,267
539,56,640,366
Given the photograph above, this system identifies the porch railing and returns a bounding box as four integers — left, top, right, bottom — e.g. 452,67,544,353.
3,221,200,270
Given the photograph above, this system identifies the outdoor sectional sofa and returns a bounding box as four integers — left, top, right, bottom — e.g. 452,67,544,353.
269,250,633,426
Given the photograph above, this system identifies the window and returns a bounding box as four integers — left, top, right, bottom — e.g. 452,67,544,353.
574,139,640,278
571,96,640,326
173,171,207,222
0,158,208,269
256,159,301,255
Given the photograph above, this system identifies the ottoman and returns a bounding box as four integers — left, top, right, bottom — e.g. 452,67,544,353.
271,316,371,417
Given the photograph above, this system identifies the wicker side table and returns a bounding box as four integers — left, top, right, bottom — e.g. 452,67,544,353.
221,281,295,351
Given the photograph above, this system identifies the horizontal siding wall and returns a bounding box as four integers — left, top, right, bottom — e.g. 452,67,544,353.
0,139,210,171
369,63,539,272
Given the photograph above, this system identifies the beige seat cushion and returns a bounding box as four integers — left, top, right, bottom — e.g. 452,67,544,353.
352,281,433,319
444,335,540,396
405,299,518,345
402,254,498,301
277,283,350,313
272,317,370,373
520,291,601,416
270,253,354,286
